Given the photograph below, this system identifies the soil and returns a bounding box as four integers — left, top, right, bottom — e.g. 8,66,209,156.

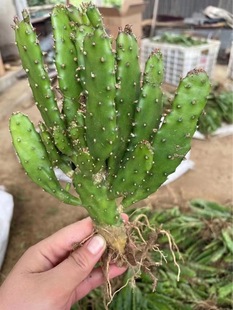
0,64,232,285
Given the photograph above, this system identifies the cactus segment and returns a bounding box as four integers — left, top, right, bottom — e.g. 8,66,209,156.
73,171,122,226
131,49,164,145
14,10,72,155
82,28,117,162
151,68,210,178
85,3,104,29
39,122,73,177
52,126,95,173
73,25,93,84
68,5,94,88
14,12,56,127
14,11,58,127
10,113,81,206
108,25,141,175
122,69,211,208
67,112,86,151
51,5,83,125
110,141,154,198
76,148,103,174
52,125,74,156
66,4,83,25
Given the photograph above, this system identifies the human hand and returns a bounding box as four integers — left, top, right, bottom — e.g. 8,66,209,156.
0,217,127,310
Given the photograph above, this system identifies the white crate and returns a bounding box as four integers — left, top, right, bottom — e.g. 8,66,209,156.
227,42,233,80
140,37,220,86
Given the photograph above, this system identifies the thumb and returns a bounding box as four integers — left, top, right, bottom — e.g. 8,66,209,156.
50,234,106,292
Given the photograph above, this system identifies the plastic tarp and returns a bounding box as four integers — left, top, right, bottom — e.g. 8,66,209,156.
0,187,14,269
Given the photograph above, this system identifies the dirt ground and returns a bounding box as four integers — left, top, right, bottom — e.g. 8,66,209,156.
0,64,232,285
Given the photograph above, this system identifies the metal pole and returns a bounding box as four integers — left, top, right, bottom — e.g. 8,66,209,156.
149,0,159,38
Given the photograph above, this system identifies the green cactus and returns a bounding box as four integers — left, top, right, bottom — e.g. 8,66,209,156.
131,48,164,146
51,5,82,127
13,12,72,157
108,24,141,177
10,3,211,256
82,27,117,163
38,122,73,176
110,140,154,198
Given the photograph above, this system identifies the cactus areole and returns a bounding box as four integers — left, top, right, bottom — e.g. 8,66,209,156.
10,2,211,282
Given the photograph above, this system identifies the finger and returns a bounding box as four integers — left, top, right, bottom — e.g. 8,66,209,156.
21,217,94,271
73,264,127,301
121,213,128,222
49,234,107,292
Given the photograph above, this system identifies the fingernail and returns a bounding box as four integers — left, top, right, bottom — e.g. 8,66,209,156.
87,235,106,255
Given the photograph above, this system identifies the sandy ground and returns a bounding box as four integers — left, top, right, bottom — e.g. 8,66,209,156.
0,64,232,284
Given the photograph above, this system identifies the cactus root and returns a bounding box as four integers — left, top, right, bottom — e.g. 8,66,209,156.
90,215,180,307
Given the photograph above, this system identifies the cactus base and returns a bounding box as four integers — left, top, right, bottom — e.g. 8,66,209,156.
96,224,127,255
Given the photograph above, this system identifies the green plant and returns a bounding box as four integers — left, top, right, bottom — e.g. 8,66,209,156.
154,32,207,47
10,2,210,290
198,86,233,135
27,0,65,6
27,0,46,6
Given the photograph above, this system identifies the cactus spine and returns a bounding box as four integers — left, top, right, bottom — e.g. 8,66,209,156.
10,3,211,255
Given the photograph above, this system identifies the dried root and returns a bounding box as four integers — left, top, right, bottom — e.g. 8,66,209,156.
99,214,181,309
194,300,219,310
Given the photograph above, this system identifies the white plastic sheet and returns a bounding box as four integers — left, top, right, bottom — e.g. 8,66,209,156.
0,186,14,269
194,124,233,140
163,151,195,186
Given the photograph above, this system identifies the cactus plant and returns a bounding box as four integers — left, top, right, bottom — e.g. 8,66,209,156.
10,2,211,285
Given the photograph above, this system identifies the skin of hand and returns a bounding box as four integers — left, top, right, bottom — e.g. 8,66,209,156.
0,217,127,310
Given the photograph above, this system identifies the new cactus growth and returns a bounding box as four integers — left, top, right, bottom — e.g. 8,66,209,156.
10,2,211,294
